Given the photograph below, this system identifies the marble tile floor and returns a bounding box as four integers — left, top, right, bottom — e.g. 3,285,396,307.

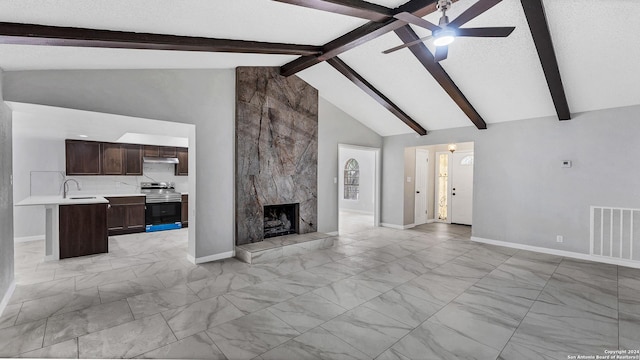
339,209,376,235
2,225,639,359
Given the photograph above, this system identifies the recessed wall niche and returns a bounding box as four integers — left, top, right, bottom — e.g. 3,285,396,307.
235,67,318,245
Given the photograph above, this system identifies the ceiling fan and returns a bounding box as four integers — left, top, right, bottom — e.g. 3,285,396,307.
383,0,515,62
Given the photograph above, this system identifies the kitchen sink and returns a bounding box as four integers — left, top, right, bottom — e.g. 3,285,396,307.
69,196,97,200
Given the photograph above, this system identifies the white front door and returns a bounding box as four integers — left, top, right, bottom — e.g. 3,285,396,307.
414,149,429,225
450,151,473,225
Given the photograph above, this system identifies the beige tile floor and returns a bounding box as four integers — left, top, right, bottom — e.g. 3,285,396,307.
1,224,638,359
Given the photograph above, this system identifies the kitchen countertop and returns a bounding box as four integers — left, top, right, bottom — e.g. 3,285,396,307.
99,193,145,198
16,195,109,206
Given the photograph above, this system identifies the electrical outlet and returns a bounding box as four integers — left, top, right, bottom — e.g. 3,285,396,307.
556,235,563,243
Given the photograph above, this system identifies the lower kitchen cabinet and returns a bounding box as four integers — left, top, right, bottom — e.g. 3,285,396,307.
106,196,146,236
181,194,188,227
59,203,108,259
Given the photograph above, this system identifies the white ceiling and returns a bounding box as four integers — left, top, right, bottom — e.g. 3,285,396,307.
0,0,638,136
9,102,191,146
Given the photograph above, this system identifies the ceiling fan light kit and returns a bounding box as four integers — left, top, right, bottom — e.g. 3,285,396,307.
433,29,456,47
384,0,515,61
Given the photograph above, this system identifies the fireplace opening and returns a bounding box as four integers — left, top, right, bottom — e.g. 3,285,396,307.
264,203,299,239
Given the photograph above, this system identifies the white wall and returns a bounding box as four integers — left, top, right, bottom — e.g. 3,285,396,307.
383,104,640,255
11,131,189,239
338,147,376,214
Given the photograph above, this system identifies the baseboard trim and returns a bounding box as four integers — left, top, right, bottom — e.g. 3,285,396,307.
326,231,339,236
340,209,374,215
0,280,16,318
381,223,415,230
14,235,45,243
188,251,235,265
43,254,58,262
471,236,640,269
427,219,436,224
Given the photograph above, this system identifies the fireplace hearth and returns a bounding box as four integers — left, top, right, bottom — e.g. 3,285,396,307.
264,203,299,239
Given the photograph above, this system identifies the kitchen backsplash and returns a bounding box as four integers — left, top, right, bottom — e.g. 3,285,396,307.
29,162,188,196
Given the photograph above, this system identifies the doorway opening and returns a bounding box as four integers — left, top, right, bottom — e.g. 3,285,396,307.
338,144,380,235
10,102,196,268
407,142,474,228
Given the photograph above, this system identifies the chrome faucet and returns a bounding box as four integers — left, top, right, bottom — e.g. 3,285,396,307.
63,179,81,198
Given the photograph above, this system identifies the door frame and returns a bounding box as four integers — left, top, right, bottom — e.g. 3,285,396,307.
434,151,452,224
337,144,381,232
414,148,429,226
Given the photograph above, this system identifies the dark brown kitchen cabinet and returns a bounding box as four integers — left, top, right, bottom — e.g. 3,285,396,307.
105,196,146,236
143,145,176,158
65,140,101,175
159,146,176,157
143,145,159,157
123,144,143,175
181,194,188,227
175,147,188,176
59,203,108,259
101,143,124,175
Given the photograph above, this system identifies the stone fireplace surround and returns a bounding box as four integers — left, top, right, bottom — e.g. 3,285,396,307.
235,67,318,246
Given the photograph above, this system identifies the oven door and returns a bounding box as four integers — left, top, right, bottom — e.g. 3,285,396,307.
145,202,182,225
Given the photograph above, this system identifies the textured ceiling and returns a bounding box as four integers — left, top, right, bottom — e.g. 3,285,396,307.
0,0,638,136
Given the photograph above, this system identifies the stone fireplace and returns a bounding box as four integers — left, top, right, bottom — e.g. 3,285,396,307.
263,203,299,238
235,67,318,245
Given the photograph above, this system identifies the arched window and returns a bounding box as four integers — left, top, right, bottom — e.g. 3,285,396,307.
344,158,360,200
460,155,474,166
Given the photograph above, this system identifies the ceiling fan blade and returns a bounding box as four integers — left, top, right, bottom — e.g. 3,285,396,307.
434,45,448,62
449,0,502,28
382,35,433,54
456,27,515,37
394,12,441,32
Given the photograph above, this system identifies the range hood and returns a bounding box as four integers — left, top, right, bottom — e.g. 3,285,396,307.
143,156,179,164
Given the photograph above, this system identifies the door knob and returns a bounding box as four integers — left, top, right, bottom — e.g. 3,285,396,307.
416,191,420,194
452,193,456,196
453,188,456,191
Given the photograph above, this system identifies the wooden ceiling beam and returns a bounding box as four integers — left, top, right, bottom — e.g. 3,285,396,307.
280,0,453,76
394,25,487,130
327,56,427,135
520,0,570,120
0,22,323,56
272,0,393,22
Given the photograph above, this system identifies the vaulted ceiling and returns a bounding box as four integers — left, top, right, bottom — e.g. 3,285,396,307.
0,0,638,136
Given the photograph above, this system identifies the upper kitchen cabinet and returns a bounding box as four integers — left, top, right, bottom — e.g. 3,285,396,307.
66,140,101,175
66,140,143,176
175,147,188,176
123,144,143,175
101,143,124,175
143,145,159,157
159,146,177,158
144,145,176,158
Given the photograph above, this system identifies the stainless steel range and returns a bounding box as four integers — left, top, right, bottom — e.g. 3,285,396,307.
140,182,182,232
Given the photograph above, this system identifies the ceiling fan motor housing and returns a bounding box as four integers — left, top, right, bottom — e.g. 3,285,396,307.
437,0,453,13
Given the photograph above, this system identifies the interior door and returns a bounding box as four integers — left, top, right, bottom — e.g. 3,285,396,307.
414,148,429,225
450,151,474,225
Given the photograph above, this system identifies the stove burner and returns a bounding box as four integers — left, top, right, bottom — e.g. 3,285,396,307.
140,182,182,203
